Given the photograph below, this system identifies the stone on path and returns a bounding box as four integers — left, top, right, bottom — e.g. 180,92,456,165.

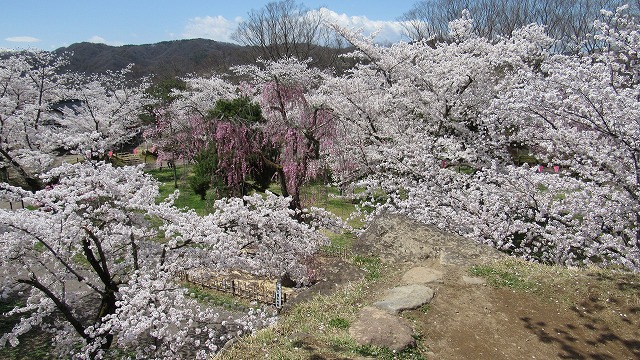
373,284,434,314
402,267,443,284
349,306,415,352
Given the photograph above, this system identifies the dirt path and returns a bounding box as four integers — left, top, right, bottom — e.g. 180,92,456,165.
410,267,638,359
351,215,640,360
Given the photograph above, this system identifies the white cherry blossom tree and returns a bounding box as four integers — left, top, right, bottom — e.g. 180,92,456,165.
55,66,152,156
488,6,640,268
324,19,551,188
0,50,151,189
0,161,333,358
326,11,640,270
0,50,69,189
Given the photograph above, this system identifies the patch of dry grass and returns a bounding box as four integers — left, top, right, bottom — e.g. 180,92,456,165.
214,280,368,359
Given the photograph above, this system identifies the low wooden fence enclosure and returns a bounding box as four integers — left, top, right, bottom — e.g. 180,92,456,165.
0,200,25,210
176,270,287,307
175,246,354,308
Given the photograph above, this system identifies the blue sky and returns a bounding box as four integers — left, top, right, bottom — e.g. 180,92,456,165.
1,0,421,50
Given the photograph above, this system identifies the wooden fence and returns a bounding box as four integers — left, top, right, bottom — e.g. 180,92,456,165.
0,200,25,210
176,270,287,307
175,244,354,304
115,153,142,166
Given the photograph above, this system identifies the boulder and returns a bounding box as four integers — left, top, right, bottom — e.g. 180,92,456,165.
373,284,434,314
349,306,415,352
354,214,505,265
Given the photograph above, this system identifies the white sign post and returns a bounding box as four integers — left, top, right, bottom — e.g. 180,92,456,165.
275,280,282,310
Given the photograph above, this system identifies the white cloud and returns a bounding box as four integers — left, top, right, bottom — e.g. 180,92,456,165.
183,16,242,43
314,8,410,44
180,8,411,45
5,36,41,43
88,35,106,44
88,36,124,46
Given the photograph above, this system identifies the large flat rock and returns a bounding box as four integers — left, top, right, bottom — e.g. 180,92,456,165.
349,306,415,352
373,284,434,314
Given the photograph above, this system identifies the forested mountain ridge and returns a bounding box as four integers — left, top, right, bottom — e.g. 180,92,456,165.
54,38,255,79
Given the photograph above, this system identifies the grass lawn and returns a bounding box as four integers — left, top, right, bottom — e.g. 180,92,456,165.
146,165,219,215
146,165,366,234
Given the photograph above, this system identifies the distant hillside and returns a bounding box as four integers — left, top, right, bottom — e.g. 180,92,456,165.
54,39,256,80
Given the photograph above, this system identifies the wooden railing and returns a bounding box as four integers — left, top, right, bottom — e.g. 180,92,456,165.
176,270,286,307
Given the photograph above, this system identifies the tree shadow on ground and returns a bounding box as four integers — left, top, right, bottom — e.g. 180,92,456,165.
520,274,640,360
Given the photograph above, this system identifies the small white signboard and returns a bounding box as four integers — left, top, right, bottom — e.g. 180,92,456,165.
275,280,282,309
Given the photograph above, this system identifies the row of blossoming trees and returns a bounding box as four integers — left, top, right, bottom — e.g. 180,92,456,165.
325,7,640,271
2,5,640,359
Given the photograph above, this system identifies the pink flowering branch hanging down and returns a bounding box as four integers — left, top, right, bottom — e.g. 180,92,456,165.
234,58,337,210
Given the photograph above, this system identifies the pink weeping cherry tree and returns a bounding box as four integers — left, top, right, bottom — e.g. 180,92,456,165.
233,58,336,210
